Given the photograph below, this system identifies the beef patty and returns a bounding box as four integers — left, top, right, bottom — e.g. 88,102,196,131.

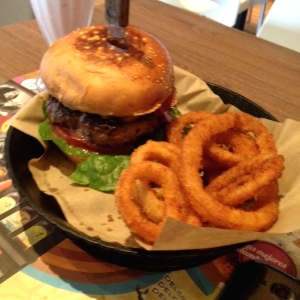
45,96,164,148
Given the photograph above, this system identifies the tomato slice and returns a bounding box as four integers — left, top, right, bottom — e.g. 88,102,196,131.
52,125,129,154
161,89,177,111
51,91,176,154
156,90,177,123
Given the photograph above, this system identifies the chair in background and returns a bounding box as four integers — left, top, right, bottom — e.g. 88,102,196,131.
246,0,269,33
0,0,34,26
202,0,269,31
158,0,269,32
159,0,249,29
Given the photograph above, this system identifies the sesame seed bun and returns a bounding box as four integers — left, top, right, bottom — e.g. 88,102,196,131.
40,25,174,117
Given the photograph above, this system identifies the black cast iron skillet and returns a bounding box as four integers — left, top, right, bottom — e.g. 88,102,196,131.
4,83,277,271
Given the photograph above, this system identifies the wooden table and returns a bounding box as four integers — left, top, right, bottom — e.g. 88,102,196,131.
0,0,299,122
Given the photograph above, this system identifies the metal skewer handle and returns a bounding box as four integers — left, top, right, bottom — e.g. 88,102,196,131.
105,0,130,27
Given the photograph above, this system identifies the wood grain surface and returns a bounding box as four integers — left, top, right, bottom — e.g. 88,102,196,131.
0,0,299,121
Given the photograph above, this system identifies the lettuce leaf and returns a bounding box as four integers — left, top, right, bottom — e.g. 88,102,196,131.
39,119,92,160
38,119,130,192
70,154,130,192
38,103,181,192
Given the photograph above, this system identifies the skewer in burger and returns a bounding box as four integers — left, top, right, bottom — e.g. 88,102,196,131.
39,25,176,165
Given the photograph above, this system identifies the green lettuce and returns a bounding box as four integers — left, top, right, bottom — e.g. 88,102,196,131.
39,119,130,192
38,103,181,193
39,119,93,160
70,154,130,192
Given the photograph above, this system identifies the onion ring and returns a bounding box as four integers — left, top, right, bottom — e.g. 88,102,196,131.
130,140,201,229
134,179,165,223
242,180,279,212
205,128,260,168
115,161,202,244
206,113,277,168
180,113,280,231
116,111,284,242
130,140,181,171
205,154,284,207
166,111,214,146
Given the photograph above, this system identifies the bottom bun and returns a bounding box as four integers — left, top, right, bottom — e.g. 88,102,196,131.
65,153,88,165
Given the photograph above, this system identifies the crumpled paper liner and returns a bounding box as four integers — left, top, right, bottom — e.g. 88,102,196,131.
10,66,300,251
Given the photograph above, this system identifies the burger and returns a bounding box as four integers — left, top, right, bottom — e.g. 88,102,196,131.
38,25,176,165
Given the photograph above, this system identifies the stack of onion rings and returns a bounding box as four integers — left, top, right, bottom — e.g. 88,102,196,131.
115,160,202,244
179,112,284,231
115,111,285,244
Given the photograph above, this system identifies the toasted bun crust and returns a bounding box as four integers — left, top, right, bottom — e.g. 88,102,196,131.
40,25,174,117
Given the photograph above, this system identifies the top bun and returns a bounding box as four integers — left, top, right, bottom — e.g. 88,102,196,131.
40,25,174,117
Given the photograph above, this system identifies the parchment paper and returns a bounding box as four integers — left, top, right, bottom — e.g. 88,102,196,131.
10,66,300,250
